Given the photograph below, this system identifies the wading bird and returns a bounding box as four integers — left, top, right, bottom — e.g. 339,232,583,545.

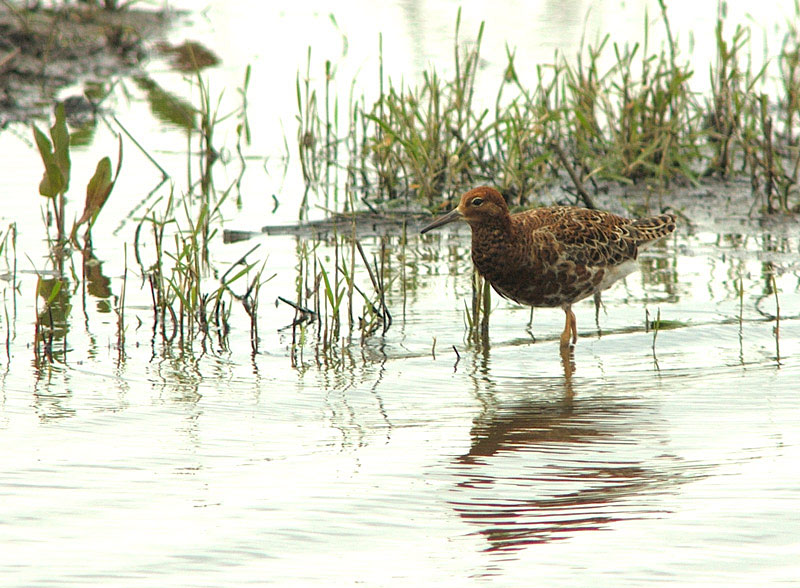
420,186,676,350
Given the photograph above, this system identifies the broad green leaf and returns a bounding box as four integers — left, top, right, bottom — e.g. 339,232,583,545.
33,124,64,198
77,157,113,227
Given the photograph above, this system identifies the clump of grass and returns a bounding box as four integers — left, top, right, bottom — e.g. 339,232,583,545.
282,230,392,363
294,5,800,216
134,186,265,353
365,13,487,207
113,65,270,355
295,9,492,213
543,1,700,195
703,15,759,179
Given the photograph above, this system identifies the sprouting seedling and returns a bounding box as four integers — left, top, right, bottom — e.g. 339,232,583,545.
651,306,661,368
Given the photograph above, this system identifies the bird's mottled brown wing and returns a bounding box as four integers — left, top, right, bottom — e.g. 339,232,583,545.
516,207,640,267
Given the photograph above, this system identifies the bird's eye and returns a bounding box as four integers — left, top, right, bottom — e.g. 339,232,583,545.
471,197,484,206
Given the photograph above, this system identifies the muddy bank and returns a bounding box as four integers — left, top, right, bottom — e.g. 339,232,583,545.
0,3,172,123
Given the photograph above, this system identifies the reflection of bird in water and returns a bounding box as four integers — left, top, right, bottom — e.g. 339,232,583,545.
421,187,677,349
448,388,706,551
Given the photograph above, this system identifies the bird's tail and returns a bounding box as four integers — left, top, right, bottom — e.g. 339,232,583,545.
631,213,677,243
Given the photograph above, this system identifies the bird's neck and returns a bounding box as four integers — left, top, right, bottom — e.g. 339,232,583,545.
469,217,514,275
469,214,512,237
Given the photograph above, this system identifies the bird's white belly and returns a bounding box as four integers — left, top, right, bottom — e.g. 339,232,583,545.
597,258,638,292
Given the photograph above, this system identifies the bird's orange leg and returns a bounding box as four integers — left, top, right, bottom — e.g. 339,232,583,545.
569,307,578,344
560,305,575,349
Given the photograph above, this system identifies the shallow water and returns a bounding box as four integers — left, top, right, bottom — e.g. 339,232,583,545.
1,222,799,586
2,1,800,586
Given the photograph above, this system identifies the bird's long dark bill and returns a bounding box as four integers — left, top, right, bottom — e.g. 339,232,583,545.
420,208,462,234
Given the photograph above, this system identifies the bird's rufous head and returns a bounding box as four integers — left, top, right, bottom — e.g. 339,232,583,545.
420,186,509,233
